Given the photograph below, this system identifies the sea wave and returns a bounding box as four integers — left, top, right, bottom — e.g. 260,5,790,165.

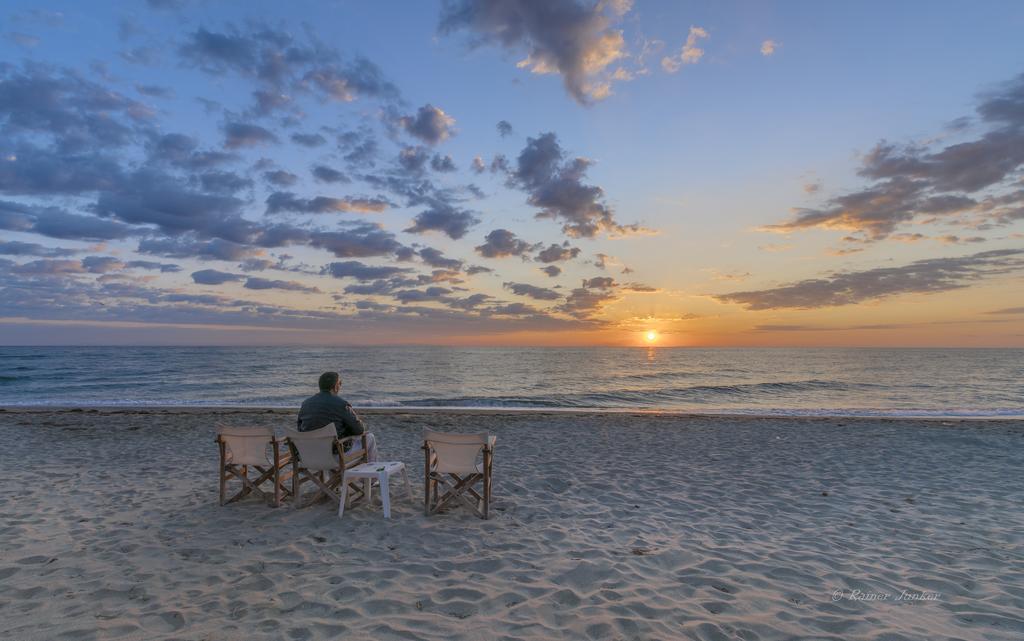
375,379,878,408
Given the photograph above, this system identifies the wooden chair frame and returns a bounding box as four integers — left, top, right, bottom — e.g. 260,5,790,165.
287,434,370,510
217,433,292,508
423,433,494,519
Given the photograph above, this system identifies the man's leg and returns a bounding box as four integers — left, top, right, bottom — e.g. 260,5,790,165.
365,433,379,462
350,433,380,462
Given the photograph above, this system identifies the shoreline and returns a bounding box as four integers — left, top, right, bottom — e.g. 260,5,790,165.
1,404,1022,422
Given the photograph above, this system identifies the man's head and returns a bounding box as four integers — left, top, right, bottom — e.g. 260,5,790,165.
318,371,341,394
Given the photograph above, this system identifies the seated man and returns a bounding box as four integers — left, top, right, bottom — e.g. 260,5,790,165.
298,371,378,461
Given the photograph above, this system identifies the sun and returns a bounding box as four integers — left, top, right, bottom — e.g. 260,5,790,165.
644,330,658,343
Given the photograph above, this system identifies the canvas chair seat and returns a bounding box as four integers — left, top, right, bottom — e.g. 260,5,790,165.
220,426,279,466
285,424,338,471
285,424,372,510
423,429,495,519
216,425,290,507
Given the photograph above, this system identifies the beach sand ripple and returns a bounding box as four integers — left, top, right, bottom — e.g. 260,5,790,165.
0,409,1021,640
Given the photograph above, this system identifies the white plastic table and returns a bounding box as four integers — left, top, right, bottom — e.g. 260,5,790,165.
339,461,413,519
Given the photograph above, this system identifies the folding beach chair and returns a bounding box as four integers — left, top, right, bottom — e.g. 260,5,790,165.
285,424,370,510
216,425,291,507
422,430,495,519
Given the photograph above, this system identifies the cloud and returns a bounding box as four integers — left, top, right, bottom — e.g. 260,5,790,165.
0,200,135,241
508,132,643,237
94,170,255,243
312,165,349,183
418,247,463,270
250,89,293,116
621,282,656,292
0,240,77,257
338,129,379,168
497,120,513,137
987,306,1024,315
662,26,708,73
265,191,389,214
475,228,536,258
148,133,239,171
342,278,414,296
199,170,253,194
540,265,561,277
238,257,276,272
399,104,456,144
430,154,457,173
760,39,778,56
322,260,413,281
487,301,543,317
138,237,261,261
396,146,430,174
715,249,1024,310
263,170,298,187
768,72,1024,240
147,0,187,9
179,26,280,79
243,277,320,293
582,276,616,289
11,258,86,275
391,286,452,304
438,0,630,104
223,122,279,148
936,234,986,245
858,136,1024,194
536,242,580,263
0,63,149,152
302,56,400,103
444,293,492,309
126,260,180,272
191,269,245,285
135,84,174,98
81,255,126,273
768,181,980,242
559,285,618,318
291,132,327,147
404,200,481,240
308,224,405,258
0,145,127,195
504,281,561,300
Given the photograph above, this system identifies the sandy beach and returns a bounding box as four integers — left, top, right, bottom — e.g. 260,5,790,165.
0,408,1021,641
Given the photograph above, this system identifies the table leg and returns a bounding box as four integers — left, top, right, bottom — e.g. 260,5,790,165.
364,477,372,506
380,472,391,519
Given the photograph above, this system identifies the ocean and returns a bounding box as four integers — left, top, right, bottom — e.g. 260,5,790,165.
0,346,1021,417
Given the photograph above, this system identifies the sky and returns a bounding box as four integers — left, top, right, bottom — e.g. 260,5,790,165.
1,0,1023,347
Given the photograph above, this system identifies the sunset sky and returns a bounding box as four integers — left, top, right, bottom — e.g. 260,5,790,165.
1,0,1023,346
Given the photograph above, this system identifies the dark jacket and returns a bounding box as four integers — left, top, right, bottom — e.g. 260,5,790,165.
297,391,365,438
